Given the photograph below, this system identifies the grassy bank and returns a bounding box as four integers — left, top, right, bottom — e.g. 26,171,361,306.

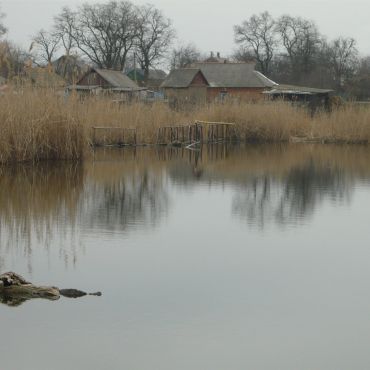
1,88,370,163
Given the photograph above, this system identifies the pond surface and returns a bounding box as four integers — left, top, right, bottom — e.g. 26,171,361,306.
1,144,370,370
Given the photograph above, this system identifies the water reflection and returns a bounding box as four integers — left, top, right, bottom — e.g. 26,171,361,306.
0,163,83,271
1,145,370,270
82,170,168,232
167,144,370,228
0,292,59,307
232,160,352,228
0,156,169,271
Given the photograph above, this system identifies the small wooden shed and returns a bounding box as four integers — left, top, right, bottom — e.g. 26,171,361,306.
68,67,146,100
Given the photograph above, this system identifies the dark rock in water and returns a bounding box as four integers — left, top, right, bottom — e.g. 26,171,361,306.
0,272,102,307
0,272,60,306
89,291,102,296
59,289,87,298
59,289,102,298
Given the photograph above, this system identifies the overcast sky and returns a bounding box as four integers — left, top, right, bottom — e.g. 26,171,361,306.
2,0,370,57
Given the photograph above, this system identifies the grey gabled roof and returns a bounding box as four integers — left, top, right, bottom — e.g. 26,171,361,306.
161,68,206,88
161,63,277,89
127,68,167,80
148,69,167,80
194,63,277,88
94,68,139,89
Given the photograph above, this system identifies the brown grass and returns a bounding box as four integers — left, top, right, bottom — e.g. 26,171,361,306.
1,87,370,164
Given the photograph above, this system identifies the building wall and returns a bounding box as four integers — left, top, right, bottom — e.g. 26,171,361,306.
78,72,111,87
191,71,208,86
163,86,266,105
206,87,265,102
163,86,207,106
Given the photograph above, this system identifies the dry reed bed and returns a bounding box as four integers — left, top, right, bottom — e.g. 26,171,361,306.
1,88,370,163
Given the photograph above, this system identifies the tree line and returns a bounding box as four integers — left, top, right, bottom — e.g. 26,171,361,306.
0,3,369,99
0,1,174,82
233,11,368,97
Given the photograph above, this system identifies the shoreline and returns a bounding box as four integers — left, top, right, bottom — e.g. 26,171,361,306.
1,88,370,164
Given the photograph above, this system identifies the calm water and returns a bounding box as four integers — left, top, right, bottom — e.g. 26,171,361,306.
1,144,370,370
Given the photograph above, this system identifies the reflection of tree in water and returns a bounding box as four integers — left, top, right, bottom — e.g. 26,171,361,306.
82,171,168,232
0,163,84,272
232,161,352,228
0,164,168,271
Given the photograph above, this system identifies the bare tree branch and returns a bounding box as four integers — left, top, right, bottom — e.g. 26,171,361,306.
58,1,138,70
326,37,358,89
135,4,175,81
0,5,7,38
30,29,61,65
276,15,322,76
234,12,276,75
169,43,201,69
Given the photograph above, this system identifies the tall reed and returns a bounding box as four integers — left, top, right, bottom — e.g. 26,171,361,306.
1,87,370,164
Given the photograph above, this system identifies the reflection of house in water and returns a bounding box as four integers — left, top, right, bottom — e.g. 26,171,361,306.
167,153,353,228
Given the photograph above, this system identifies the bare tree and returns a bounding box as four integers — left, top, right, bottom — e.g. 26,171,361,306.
169,43,201,69
232,46,256,63
136,4,175,82
62,1,138,70
30,29,61,65
276,15,322,78
0,5,6,38
347,56,370,99
0,40,30,77
234,12,276,75
326,37,358,89
54,7,77,56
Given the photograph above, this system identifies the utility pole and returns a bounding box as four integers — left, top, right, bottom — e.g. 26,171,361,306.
133,52,137,83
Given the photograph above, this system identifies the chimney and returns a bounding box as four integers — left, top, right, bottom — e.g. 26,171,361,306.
210,51,214,58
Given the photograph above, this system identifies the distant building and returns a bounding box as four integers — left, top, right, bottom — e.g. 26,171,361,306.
126,68,167,90
161,62,277,105
264,84,334,113
69,67,146,100
12,67,67,89
202,51,229,64
263,84,334,100
52,55,90,84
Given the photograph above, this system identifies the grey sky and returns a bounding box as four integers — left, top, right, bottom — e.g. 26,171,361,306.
2,0,370,57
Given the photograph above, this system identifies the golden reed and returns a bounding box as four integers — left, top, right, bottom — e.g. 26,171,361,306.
0,87,369,163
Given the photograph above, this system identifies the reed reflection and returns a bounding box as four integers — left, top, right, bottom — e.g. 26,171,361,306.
1,145,370,271
82,170,168,232
0,154,169,271
0,163,84,271
167,144,370,228
232,161,352,228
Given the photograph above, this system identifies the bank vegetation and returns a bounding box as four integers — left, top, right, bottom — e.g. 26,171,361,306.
0,88,370,164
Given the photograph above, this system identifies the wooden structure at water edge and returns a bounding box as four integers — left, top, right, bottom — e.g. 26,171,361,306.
156,120,238,146
90,120,238,147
